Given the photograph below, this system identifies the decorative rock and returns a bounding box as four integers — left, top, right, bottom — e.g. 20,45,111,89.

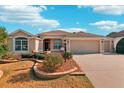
33,59,43,63
0,70,3,78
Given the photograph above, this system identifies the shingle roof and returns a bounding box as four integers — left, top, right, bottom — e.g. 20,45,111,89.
107,30,124,38
39,30,104,38
38,30,70,36
10,29,104,38
9,29,35,37
68,31,104,37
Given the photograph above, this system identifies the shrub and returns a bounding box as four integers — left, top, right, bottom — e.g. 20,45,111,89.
21,54,33,58
63,52,73,59
0,27,8,59
34,53,45,60
0,45,9,59
1,53,21,60
43,53,64,72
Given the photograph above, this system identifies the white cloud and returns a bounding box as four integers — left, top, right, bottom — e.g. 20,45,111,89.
0,6,59,28
58,28,87,32
90,20,124,31
91,6,124,15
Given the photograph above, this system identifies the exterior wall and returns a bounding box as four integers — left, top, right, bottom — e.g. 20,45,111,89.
28,38,35,53
8,38,13,51
70,39,100,54
103,39,114,53
104,40,111,52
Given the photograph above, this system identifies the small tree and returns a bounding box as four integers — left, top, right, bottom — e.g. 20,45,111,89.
0,27,9,59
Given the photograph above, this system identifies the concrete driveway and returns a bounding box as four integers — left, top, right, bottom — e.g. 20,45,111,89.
74,53,124,88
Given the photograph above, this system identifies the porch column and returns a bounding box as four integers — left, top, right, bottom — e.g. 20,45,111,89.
100,39,104,53
67,39,70,52
40,39,44,52
13,37,15,52
34,39,39,52
109,40,112,52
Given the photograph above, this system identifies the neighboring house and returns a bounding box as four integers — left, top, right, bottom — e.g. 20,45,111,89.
8,29,114,54
107,30,124,53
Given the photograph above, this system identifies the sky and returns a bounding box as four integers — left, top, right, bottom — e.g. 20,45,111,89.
1,5,124,36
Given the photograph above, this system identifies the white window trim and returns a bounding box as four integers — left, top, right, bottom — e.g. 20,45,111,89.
54,39,62,50
13,36,29,53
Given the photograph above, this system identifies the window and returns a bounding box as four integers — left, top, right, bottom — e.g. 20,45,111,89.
15,37,28,51
54,40,62,49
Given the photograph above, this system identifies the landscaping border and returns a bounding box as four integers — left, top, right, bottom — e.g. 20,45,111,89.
33,63,78,79
0,60,19,64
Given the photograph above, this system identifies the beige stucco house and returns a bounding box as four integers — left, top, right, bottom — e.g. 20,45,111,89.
8,29,114,54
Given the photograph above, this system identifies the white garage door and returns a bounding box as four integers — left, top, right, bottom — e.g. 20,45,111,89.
70,40,100,54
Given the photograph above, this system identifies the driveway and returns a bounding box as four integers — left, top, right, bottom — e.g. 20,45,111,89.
74,53,124,88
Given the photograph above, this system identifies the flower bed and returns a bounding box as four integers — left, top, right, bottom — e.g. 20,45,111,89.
33,59,81,79
33,64,77,79
37,59,80,72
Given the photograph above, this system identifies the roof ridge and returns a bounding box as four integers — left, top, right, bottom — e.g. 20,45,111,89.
9,29,35,37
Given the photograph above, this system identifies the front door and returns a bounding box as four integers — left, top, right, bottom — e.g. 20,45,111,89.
44,39,50,51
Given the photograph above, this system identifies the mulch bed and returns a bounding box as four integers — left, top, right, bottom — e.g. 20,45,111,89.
37,59,81,73
0,70,3,78
0,61,93,88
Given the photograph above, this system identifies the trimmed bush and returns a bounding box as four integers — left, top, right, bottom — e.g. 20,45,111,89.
21,54,33,58
34,54,45,60
63,52,73,59
43,53,64,72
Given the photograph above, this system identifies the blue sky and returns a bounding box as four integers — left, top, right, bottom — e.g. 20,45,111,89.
1,5,124,36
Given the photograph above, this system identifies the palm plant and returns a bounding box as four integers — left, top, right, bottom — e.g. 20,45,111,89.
0,27,9,59
0,27,8,44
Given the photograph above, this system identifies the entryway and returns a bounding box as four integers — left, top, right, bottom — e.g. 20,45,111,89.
43,39,50,51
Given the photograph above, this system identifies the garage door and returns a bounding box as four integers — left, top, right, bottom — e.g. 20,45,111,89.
70,40,100,54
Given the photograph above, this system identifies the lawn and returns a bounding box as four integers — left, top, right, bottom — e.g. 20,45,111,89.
0,61,94,88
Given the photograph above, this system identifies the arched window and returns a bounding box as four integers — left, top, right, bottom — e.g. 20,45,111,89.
15,37,28,51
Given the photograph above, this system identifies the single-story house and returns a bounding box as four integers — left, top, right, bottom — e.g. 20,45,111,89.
8,29,115,54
